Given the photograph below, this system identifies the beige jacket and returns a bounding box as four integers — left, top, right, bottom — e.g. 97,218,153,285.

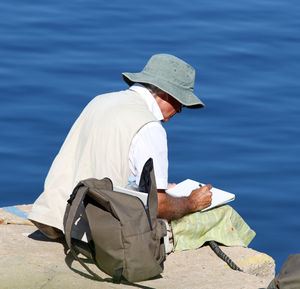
28,89,157,231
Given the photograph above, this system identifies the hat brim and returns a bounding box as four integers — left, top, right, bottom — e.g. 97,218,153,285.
122,72,205,109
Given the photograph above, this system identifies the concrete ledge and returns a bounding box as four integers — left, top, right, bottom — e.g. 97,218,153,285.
0,205,275,289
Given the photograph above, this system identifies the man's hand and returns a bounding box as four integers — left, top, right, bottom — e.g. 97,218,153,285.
157,184,213,221
188,184,212,212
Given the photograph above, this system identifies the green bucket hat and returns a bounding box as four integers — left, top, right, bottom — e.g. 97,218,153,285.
122,54,205,108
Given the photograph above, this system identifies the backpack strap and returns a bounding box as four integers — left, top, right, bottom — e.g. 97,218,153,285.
63,181,123,283
64,183,87,250
64,183,104,281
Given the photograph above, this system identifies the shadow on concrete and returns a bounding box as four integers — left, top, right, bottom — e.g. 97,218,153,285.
27,229,160,288
61,239,160,289
28,229,61,242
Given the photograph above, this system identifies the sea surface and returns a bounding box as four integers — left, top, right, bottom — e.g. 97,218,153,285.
1,0,299,273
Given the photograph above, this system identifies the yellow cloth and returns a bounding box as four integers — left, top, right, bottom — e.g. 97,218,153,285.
171,205,256,251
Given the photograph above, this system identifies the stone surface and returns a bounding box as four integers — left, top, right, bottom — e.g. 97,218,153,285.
0,205,275,289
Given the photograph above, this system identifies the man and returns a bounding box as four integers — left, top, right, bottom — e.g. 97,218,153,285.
28,53,212,239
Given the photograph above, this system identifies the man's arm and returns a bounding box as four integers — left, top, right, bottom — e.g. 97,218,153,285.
157,185,212,221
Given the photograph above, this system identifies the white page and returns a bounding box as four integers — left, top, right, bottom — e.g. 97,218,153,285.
113,186,148,207
166,179,235,211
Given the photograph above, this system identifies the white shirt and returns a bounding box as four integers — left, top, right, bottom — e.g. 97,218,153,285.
128,84,168,190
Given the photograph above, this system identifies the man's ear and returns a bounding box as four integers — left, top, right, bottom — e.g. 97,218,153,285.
154,92,168,103
163,92,170,102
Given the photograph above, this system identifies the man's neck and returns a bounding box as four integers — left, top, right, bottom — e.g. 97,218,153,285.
129,83,164,121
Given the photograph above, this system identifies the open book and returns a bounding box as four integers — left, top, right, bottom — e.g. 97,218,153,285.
113,186,148,207
166,179,235,211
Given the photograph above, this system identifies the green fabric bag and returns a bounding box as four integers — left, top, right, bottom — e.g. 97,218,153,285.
63,158,167,283
171,205,256,251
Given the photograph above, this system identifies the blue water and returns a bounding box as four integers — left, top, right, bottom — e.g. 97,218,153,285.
1,0,299,273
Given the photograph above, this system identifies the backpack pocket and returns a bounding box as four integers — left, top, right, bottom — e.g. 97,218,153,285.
122,230,164,282
85,201,124,277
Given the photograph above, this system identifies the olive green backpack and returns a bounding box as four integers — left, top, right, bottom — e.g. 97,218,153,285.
63,158,167,283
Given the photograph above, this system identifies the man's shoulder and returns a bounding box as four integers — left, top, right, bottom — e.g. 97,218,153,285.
90,89,146,106
92,88,133,100
86,89,156,122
